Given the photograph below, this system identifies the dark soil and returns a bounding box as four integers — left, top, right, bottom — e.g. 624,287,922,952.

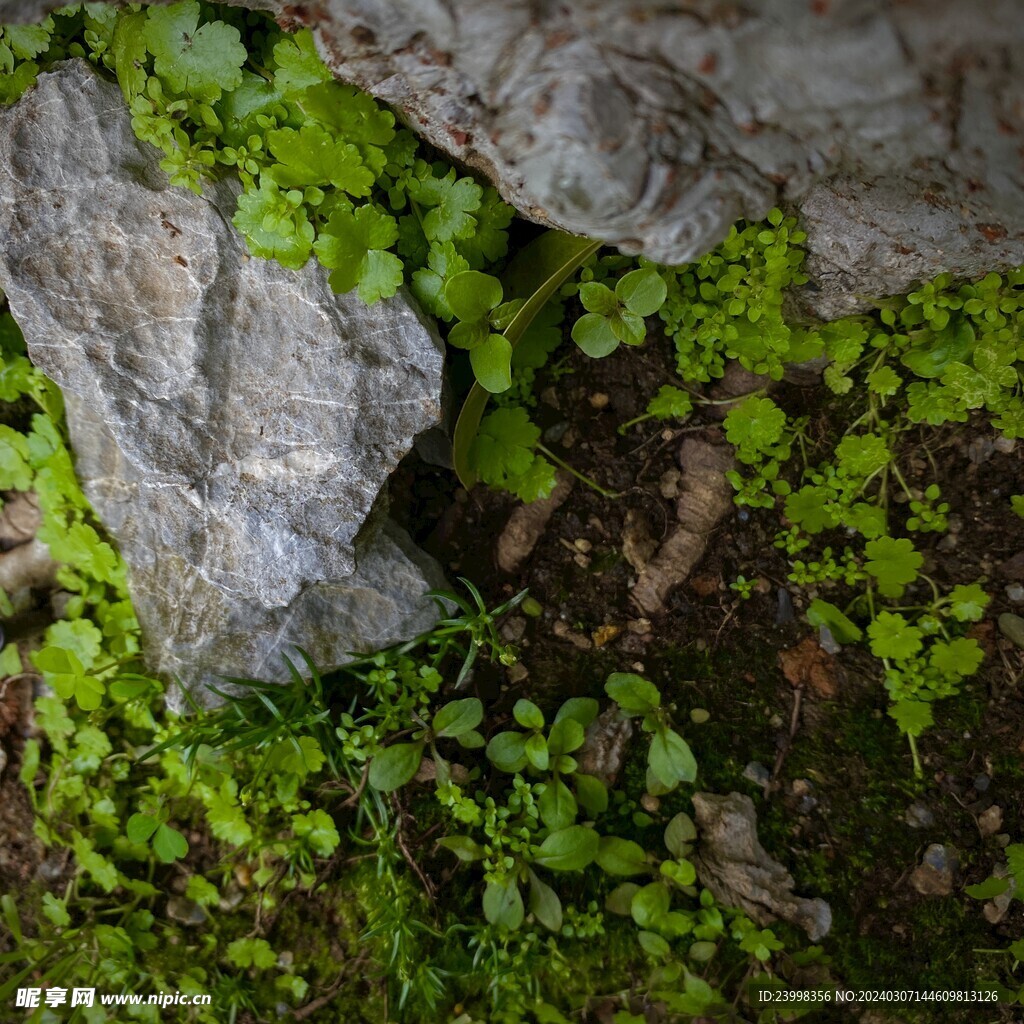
390,328,1024,1022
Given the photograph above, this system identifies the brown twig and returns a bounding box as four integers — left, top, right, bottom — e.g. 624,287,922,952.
768,685,803,791
390,794,436,900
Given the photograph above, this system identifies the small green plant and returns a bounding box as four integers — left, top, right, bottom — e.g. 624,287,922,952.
570,266,667,357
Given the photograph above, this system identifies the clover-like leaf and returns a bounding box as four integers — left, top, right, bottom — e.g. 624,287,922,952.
867,611,922,661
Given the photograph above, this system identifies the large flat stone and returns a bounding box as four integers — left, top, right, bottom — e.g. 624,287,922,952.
0,61,447,696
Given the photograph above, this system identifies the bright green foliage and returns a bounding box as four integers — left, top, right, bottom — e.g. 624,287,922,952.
143,1,245,99
657,208,812,383
571,266,666,357
603,674,697,795
469,407,557,502
863,536,923,598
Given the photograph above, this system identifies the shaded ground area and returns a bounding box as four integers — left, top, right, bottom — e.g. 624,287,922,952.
391,327,1024,1020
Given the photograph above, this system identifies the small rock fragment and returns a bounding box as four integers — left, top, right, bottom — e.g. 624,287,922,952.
905,801,935,829
576,708,634,786
1006,584,1024,603
909,844,959,896
692,792,832,941
551,620,592,649
778,636,840,698
622,509,658,573
166,897,207,926
775,588,795,625
588,392,609,409
978,805,1003,837
998,613,1024,649
743,761,771,788
592,624,622,648
659,469,681,499
496,472,574,573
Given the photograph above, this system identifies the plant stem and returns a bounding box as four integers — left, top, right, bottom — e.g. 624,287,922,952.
907,732,922,778
537,444,621,499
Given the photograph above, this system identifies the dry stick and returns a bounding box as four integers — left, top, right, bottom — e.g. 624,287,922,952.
390,794,437,900
292,961,366,1022
769,685,804,791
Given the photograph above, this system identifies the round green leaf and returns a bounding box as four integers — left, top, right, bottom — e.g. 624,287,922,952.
578,281,618,315
469,334,513,393
126,812,159,845
528,870,563,932
605,672,660,714
538,776,577,830
630,881,671,929
525,731,550,772
437,836,486,862
606,882,641,916
445,270,503,322
553,697,599,727
610,309,646,346
486,731,528,773
574,773,609,817
513,699,545,730
546,717,584,757
152,824,189,864
368,741,424,792
596,837,649,876
432,697,484,739
617,267,667,317
664,813,697,858
533,825,598,871
638,930,671,958
483,879,524,930
649,728,697,789
571,313,619,358
448,319,489,350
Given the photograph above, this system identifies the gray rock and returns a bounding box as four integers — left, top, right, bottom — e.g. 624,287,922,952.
4,2,1023,309
905,801,935,830
742,761,771,788
0,62,446,696
909,843,958,896
692,791,832,942
998,613,1024,650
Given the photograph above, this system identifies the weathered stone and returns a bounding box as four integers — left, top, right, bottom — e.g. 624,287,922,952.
291,0,1024,313
0,62,447,696
909,843,959,897
3,1,1023,310
693,791,832,942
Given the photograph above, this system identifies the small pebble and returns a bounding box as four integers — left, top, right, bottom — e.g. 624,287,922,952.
973,773,991,792
743,761,771,787
543,421,569,444
588,392,610,409
641,794,660,813
978,804,1003,837
1006,584,1024,603
507,663,529,685
775,588,795,625
968,437,995,464
659,469,681,499
998,613,1024,649
909,844,958,896
690,708,710,724
994,436,1017,454
792,778,813,797
818,625,841,654
574,538,593,553
905,801,935,829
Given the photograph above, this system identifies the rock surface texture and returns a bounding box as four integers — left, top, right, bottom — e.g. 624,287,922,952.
1,2,1022,312
0,62,447,696
693,791,832,942
291,0,1024,316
